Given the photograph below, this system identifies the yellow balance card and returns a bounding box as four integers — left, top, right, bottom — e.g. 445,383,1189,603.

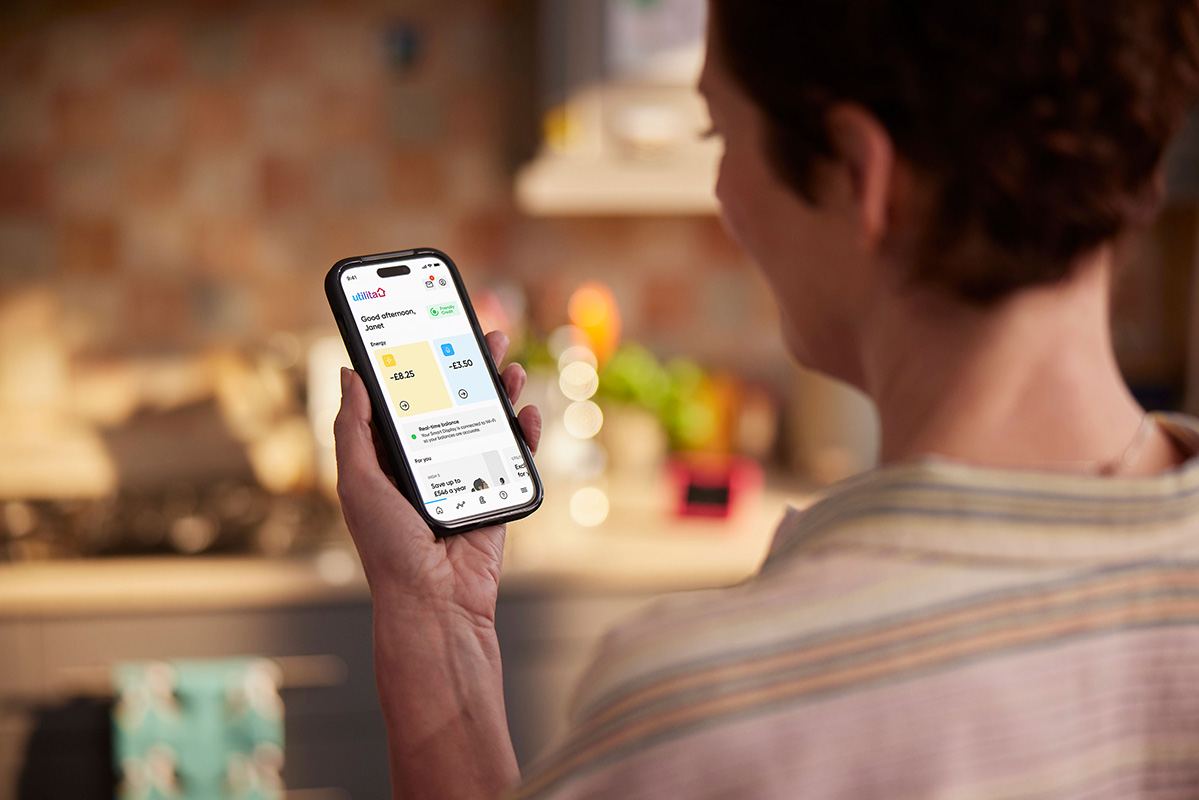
374,342,452,417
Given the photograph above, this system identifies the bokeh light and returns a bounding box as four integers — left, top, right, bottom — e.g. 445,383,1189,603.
563,400,604,439
567,284,613,328
557,345,598,372
569,487,610,527
559,361,599,401
567,282,621,363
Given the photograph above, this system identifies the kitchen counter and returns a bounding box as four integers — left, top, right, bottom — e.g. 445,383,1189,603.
0,478,817,618
0,479,819,795
502,474,811,592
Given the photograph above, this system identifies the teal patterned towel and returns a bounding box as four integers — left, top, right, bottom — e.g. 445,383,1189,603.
112,658,285,800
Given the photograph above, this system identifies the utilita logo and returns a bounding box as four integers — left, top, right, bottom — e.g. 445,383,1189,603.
351,287,387,302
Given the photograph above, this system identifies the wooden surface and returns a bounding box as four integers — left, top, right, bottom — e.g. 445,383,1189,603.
0,481,814,618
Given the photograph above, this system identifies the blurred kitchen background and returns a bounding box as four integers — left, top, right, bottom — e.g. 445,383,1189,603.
0,0,1196,797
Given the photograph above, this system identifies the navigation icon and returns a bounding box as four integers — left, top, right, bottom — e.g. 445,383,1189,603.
435,506,444,515
458,389,469,399
499,491,508,500
399,400,410,411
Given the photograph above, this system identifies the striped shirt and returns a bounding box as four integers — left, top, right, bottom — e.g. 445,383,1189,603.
508,413,1199,799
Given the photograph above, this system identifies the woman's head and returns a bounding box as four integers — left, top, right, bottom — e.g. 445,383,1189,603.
702,0,1199,376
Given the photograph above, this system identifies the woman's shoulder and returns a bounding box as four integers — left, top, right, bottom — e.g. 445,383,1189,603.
511,418,1199,798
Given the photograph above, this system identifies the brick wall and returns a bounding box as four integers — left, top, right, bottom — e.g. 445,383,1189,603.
0,0,785,378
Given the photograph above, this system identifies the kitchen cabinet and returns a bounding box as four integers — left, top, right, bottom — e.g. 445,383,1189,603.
0,574,663,799
0,604,386,799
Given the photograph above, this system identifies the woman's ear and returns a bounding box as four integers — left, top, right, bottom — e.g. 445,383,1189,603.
825,103,896,251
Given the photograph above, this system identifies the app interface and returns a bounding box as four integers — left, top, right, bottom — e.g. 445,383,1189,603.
341,257,535,522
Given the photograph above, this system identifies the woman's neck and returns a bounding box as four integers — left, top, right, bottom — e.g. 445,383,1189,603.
861,248,1179,475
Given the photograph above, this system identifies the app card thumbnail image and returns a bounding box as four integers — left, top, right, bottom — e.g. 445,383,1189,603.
433,335,494,405
374,342,452,418
503,447,530,480
420,450,511,502
503,447,534,496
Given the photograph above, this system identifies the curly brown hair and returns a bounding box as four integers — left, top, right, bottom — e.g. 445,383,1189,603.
710,0,1199,303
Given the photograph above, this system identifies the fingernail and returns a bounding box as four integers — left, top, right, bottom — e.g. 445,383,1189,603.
340,367,350,395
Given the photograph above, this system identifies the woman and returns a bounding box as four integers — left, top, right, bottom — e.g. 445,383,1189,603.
335,1,1199,797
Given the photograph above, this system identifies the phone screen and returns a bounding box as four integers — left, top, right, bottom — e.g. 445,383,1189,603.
338,255,536,524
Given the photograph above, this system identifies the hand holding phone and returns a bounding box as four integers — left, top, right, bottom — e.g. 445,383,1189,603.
333,329,540,618
334,339,531,800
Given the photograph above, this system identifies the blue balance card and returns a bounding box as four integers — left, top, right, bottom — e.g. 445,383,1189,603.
433,335,493,405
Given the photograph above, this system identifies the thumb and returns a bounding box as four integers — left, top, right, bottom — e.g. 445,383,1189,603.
334,368,394,498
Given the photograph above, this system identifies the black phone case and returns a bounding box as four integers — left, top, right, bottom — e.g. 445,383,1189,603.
325,247,544,536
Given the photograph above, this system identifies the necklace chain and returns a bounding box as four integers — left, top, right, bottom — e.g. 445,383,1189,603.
1097,414,1155,476
916,415,1158,475
1038,414,1155,476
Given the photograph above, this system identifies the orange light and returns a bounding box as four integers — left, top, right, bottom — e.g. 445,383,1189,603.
568,285,610,327
567,282,621,365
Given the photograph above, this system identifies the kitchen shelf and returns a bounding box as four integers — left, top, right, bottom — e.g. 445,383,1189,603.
515,151,719,216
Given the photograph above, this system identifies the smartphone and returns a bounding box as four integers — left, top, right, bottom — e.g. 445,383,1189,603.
325,248,543,535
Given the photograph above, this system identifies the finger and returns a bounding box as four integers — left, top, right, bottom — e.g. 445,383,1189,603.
517,404,542,455
334,368,393,497
501,363,527,405
485,330,510,368
369,423,398,486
